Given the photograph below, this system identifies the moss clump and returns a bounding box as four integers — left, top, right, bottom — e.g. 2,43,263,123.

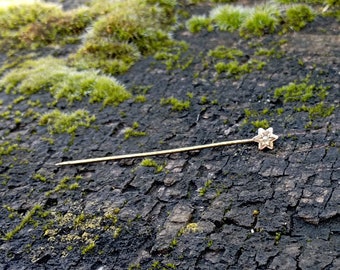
153,40,191,71
208,46,267,79
199,179,213,196
0,142,18,156
187,2,318,37
0,142,19,165
134,95,147,103
0,57,131,106
46,175,83,195
283,4,315,32
274,232,281,245
140,158,164,173
186,15,213,33
0,2,92,52
240,5,280,37
210,5,249,32
274,76,334,129
274,82,315,102
296,102,335,120
242,109,272,131
81,239,96,255
208,46,244,60
251,119,270,129
215,59,265,77
71,0,176,74
216,60,250,75
39,109,96,136
32,173,47,182
273,76,328,103
160,97,191,111
124,122,147,140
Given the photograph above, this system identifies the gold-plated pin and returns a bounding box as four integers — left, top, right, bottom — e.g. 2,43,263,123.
55,127,278,166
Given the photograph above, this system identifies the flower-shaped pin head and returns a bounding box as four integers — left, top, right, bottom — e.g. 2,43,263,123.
253,127,279,150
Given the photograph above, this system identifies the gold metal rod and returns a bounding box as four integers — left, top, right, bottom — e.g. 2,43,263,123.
55,127,279,166
55,138,254,166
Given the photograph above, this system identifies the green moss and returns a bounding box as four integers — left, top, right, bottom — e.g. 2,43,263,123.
251,119,270,129
274,75,333,129
186,15,213,33
210,5,249,32
274,232,281,245
0,141,19,156
140,158,164,173
45,175,83,195
186,92,194,99
243,108,272,130
240,5,280,37
0,111,11,120
200,95,209,105
4,204,42,240
215,59,265,77
74,212,86,227
1,0,178,75
208,46,244,60
124,122,147,140
0,2,92,52
296,102,335,120
170,238,178,248
134,95,147,103
71,0,176,74
32,173,47,183
69,183,80,190
130,84,152,95
275,0,324,4
255,48,276,57
160,97,191,111
128,264,141,270
41,136,55,145
46,176,71,196
274,76,329,103
0,57,131,106
113,227,122,239
326,0,340,5
277,108,284,115
154,40,190,71
13,96,26,104
70,39,140,75
199,179,213,196
39,109,95,136
225,60,250,74
81,239,96,255
189,2,316,37
0,141,19,165
215,62,228,74
283,4,315,32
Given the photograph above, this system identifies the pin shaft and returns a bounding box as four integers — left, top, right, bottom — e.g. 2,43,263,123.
56,138,254,166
